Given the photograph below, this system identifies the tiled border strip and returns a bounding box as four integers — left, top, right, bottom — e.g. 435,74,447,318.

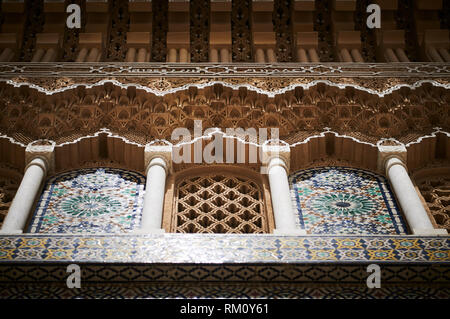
0,234,448,263
1,283,449,299
0,262,449,284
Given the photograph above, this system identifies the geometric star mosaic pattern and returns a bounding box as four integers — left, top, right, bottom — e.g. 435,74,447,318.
27,168,145,234
0,284,449,299
289,167,408,235
0,235,448,263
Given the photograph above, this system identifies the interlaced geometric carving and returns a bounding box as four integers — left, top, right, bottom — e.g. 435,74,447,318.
105,0,130,61
174,174,267,233
396,0,419,62
190,0,210,62
355,0,376,62
61,0,87,62
0,82,448,144
231,0,253,62
151,0,168,62
273,0,294,62
19,0,44,62
314,0,334,62
417,177,450,231
0,176,19,228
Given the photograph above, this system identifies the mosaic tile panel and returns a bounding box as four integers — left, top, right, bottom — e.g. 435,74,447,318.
1,283,449,299
1,262,448,283
289,167,408,235
0,234,449,263
28,168,146,234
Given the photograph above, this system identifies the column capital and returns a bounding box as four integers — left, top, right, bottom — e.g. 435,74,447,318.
261,144,291,173
144,144,173,175
25,140,55,174
377,144,407,174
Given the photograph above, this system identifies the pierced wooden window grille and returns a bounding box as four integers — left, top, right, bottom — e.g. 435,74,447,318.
417,177,450,231
0,177,19,228
173,174,268,234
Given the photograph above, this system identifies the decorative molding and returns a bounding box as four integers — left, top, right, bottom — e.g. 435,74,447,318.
0,234,449,264
1,128,449,157
1,283,449,299
25,140,56,173
0,62,448,77
377,144,408,173
261,144,291,172
144,144,173,174
1,76,449,99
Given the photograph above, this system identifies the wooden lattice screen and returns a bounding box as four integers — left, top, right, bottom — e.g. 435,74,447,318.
0,177,19,228
417,177,450,231
173,174,268,234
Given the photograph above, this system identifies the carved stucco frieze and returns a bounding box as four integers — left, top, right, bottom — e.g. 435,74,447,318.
144,144,173,175
0,77,448,146
261,144,291,173
377,144,408,174
4,76,449,97
25,140,55,174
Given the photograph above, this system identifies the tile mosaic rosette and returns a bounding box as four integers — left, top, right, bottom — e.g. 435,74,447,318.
28,168,145,233
289,167,407,235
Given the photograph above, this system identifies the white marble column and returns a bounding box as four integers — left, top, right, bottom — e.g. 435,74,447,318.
0,141,54,234
378,145,448,235
137,145,172,234
262,145,306,235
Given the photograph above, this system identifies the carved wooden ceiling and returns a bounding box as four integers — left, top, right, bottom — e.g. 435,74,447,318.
0,70,448,146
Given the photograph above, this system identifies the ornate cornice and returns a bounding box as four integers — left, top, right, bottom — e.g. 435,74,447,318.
1,62,447,77
0,62,448,163
0,62,448,96
3,76,449,98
